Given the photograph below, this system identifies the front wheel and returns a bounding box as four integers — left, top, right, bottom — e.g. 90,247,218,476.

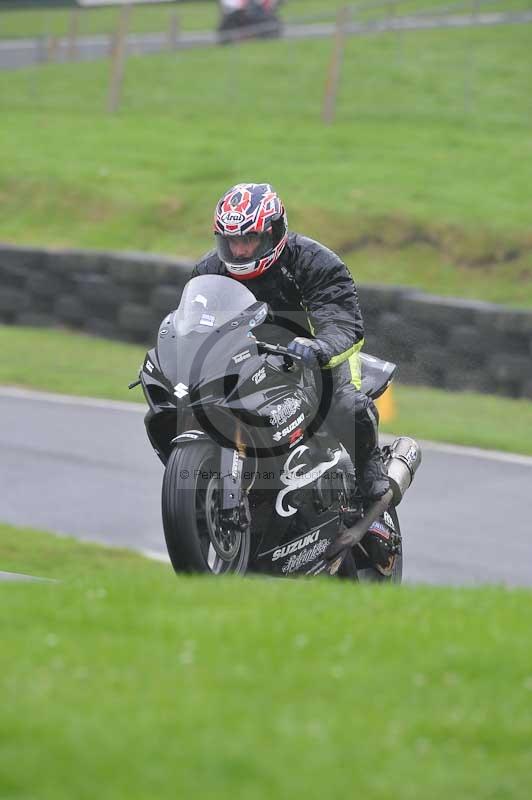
162,442,250,575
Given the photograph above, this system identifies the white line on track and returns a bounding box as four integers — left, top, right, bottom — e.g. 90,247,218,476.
0,386,145,413
408,439,532,466
2,385,532,467
140,549,171,564
379,434,532,467
0,570,57,583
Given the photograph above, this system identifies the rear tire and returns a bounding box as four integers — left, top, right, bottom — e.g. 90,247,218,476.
356,505,403,584
162,442,250,575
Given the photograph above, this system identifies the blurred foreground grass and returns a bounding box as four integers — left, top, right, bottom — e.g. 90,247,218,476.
0,526,532,800
1,522,532,800
1,325,531,454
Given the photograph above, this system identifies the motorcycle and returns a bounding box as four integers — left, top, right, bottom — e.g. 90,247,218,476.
132,274,421,581
217,0,283,43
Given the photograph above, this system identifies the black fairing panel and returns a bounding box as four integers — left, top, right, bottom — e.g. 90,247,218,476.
141,347,175,412
247,429,343,572
360,353,397,399
155,311,179,389
155,303,267,394
142,302,270,462
144,407,177,465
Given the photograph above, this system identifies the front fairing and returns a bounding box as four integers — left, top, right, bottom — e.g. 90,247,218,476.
142,274,333,460
182,314,317,457
150,274,267,398
168,302,268,400
141,276,346,574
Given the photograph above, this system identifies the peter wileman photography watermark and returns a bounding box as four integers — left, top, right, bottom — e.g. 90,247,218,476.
178,467,345,483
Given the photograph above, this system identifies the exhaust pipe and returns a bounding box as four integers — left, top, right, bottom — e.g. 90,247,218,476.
326,488,394,564
325,437,422,570
385,437,422,505
325,436,421,575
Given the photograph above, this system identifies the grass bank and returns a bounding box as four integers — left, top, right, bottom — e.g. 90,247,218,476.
1,522,532,800
3,0,527,39
1,325,531,455
0,22,531,306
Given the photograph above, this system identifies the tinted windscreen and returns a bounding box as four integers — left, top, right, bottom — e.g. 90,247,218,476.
175,275,257,336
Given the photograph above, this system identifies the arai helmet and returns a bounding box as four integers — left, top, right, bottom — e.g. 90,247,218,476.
214,183,288,280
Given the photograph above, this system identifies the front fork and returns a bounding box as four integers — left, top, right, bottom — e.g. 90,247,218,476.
219,448,251,533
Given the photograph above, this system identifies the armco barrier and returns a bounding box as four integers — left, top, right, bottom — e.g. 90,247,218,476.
1,244,531,399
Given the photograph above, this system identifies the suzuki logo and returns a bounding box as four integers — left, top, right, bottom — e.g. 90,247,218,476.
174,383,188,399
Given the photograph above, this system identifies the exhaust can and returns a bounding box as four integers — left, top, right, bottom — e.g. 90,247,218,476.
386,437,422,505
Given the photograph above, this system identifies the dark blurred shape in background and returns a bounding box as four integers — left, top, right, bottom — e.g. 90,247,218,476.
218,0,282,43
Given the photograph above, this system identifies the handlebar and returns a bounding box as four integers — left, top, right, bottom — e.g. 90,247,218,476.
254,340,304,368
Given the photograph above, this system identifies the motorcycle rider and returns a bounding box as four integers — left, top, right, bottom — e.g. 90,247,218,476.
191,182,390,502
218,0,281,39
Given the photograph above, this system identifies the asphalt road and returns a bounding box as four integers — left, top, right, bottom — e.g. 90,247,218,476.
1,387,531,586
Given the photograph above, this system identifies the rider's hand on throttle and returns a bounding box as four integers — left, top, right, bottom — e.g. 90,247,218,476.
287,337,324,366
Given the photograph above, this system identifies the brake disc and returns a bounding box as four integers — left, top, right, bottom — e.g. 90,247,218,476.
205,479,242,561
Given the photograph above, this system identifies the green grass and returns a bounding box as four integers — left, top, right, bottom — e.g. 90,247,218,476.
0,1,219,39
387,385,532,455
0,324,146,403
346,243,532,307
1,522,532,800
0,520,149,580
0,22,531,305
1,324,531,454
4,0,529,39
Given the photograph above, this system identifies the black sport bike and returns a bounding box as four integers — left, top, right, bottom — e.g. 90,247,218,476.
134,275,421,581
217,0,282,43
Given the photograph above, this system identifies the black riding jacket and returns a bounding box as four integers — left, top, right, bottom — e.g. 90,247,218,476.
192,233,364,369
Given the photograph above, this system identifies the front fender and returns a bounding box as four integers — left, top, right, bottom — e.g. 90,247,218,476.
171,430,211,447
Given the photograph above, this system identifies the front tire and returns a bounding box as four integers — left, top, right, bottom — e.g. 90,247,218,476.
162,442,250,575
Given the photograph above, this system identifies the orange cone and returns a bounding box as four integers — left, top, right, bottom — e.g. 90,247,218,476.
375,387,396,423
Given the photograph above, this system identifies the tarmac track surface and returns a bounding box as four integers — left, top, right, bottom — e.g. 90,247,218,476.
1,387,531,586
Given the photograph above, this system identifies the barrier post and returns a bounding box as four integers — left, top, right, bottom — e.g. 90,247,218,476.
107,3,132,113
322,6,349,125
47,35,60,62
168,10,180,50
68,7,81,61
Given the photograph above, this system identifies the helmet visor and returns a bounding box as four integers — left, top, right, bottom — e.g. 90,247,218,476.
216,230,273,267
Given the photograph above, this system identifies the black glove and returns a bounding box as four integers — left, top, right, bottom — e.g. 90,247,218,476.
287,337,325,366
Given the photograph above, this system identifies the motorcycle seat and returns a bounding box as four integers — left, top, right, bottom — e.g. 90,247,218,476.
360,353,397,400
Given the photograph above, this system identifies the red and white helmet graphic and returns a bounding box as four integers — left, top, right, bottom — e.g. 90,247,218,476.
214,183,288,280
